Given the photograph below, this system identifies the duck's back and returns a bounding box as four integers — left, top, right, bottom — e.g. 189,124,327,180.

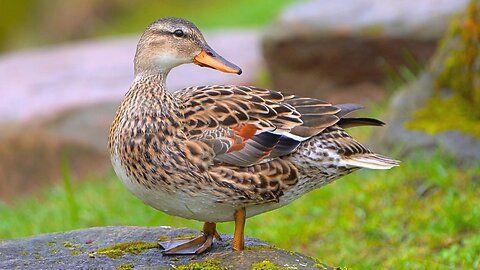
170,85,398,214
174,84,397,167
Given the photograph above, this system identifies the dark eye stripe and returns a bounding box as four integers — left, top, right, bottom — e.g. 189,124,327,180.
151,29,170,35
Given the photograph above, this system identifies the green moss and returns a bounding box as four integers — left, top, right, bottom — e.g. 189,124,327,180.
47,241,56,246
33,252,42,260
244,245,274,251
63,241,81,249
95,241,159,259
435,1,480,107
46,243,58,253
69,250,80,256
408,1,480,137
406,96,480,138
175,259,226,270
173,233,196,240
251,260,287,270
117,263,134,270
313,264,327,269
158,235,170,241
306,255,322,263
159,233,196,242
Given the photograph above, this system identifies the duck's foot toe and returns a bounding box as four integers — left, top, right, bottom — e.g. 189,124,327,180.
159,234,213,255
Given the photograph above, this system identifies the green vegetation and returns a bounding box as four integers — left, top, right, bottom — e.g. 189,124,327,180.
0,0,296,51
175,259,226,270
95,241,159,259
0,147,478,269
408,1,480,138
244,245,274,251
251,260,286,270
69,250,80,257
101,0,296,34
173,233,196,240
380,52,424,94
117,263,134,270
63,241,81,249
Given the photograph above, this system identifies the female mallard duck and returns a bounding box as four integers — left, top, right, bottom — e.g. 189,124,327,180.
109,17,399,255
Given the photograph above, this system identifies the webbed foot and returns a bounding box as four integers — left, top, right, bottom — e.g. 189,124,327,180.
159,222,220,255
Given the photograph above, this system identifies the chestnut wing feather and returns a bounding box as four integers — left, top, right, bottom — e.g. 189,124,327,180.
175,85,342,166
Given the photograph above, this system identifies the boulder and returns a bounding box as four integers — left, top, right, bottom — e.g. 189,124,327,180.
0,30,262,202
0,226,332,270
262,0,469,103
370,1,480,164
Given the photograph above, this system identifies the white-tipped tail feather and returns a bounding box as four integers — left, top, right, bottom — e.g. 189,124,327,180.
343,154,400,170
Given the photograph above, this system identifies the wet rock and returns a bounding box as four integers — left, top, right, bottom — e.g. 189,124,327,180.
0,226,331,270
262,0,468,103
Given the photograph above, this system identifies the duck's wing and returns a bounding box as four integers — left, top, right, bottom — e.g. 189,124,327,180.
175,85,368,167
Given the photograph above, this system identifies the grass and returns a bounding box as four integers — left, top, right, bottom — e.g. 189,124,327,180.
1,0,298,51
97,0,298,35
0,149,478,269
380,51,424,94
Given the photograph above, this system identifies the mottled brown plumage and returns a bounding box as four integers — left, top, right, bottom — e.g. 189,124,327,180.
108,17,399,254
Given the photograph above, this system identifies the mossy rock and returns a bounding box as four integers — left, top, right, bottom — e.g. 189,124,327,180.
0,226,333,270
407,0,480,138
370,0,480,164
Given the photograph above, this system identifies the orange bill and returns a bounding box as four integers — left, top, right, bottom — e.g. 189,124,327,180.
193,45,242,75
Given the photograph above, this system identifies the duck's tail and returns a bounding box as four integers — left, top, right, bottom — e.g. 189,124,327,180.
343,153,400,170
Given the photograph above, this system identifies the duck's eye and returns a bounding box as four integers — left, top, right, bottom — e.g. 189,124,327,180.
173,29,185,38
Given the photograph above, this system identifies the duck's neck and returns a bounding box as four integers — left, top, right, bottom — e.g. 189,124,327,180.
124,71,179,118
132,71,171,100
120,71,184,138
134,71,168,88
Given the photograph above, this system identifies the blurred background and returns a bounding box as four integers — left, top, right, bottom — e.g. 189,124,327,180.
0,0,479,269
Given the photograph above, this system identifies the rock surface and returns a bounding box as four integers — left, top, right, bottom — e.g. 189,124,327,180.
262,0,469,103
371,73,480,164
0,30,262,202
0,226,331,270
369,2,480,164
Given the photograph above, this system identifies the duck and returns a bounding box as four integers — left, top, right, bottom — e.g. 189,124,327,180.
108,17,399,255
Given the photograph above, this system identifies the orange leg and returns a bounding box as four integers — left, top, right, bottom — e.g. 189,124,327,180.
161,222,219,255
232,207,246,251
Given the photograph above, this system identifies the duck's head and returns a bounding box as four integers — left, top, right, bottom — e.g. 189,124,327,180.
134,17,242,76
